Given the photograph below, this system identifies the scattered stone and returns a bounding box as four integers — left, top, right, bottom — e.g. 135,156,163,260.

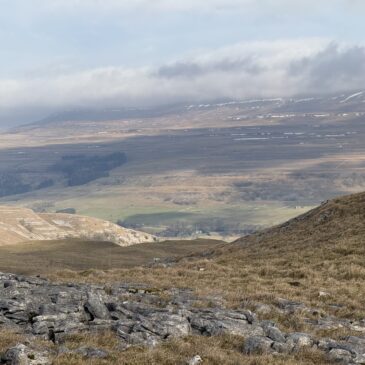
319,291,331,298
286,333,314,350
1,344,28,365
1,344,49,365
262,322,286,343
187,355,203,365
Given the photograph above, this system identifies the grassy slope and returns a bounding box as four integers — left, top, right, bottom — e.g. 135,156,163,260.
0,238,223,275
52,192,365,326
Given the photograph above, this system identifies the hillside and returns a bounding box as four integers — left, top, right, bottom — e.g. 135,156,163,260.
55,191,365,329
233,190,365,248
0,206,156,246
1,192,365,364
0,238,223,275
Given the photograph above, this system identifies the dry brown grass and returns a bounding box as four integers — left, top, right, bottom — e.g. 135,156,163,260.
53,332,330,365
0,239,223,275
0,331,26,354
0,330,332,364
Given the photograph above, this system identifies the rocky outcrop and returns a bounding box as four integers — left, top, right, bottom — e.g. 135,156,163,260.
0,206,156,246
0,272,259,346
0,272,364,364
243,331,365,364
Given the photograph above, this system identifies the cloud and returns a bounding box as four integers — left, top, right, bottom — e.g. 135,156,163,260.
156,57,263,79
7,0,257,16
289,43,365,92
0,39,365,126
26,0,267,13
14,0,365,15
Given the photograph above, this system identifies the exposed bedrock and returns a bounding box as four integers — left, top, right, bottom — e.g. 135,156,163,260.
0,272,364,364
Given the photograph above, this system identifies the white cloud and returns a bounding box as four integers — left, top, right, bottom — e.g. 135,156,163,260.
16,0,362,14
30,0,260,12
0,39,364,124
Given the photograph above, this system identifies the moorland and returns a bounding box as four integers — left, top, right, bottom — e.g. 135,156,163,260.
1,92,365,239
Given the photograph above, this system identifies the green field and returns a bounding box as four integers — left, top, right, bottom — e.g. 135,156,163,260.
52,193,313,238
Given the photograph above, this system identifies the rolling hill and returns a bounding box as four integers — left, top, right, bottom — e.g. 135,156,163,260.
0,206,156,246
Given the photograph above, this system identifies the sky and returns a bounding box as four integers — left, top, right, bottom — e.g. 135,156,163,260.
0,0,364,126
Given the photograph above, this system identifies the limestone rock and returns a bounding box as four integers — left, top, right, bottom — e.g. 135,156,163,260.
286,332,314,350
1,344,49,365
328,349,353,363
84,292,110,320
75,347,109,359
187,355,203,365
1,271,365,364
243,336,274,355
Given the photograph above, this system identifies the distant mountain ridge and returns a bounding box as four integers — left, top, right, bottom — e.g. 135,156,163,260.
13,90,365,131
